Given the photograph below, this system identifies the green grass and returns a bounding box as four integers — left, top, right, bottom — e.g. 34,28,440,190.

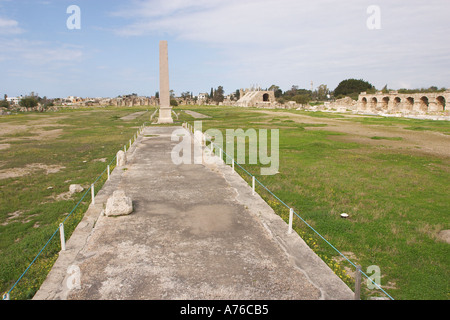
182,105,450,300
370,136,403,141
0,106,154,299
1,105,449,300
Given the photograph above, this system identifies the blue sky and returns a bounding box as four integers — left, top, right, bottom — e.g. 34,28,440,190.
1,0,449,98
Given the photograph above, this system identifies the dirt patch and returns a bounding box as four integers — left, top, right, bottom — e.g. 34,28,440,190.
258,110,450,159
0,144,10,150
0,163,65,180
332,251,358,276
437,230,450,244
0,115,70,142
1,210,23,226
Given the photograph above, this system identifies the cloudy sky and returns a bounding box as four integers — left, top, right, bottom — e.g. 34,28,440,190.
0,0,449,98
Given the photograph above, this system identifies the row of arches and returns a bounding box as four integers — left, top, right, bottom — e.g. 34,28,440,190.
360,95,447,113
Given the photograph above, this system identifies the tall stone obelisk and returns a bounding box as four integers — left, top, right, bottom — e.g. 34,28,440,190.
158,40,173,123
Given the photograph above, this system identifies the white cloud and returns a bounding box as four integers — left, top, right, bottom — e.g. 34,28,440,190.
111,0,450,90
0,38,83,65
0,17,24,35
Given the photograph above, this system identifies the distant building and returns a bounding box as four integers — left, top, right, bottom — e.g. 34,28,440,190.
198,93,208,100
6,96,21,105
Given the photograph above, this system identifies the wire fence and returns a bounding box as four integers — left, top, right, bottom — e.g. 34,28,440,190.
185,122,394,301
3,121,395,300
2,124,146,300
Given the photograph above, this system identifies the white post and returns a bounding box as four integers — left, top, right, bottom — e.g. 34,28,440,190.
107,165,110,180
252,176,255,195
129,139,132,148
288,208,293,234
355,265,362,300
59,223,66,251
91,184,95,205
2,292,10,300
124,145,127,153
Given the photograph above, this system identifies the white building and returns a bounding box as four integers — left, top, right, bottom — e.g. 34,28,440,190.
198,93,208,100
6,96,21,105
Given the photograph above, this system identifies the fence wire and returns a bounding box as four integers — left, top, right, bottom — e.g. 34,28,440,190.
190,124,394,301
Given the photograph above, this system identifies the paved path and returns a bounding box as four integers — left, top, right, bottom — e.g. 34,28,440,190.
34,126,353,300
120,111,147,121
183,110,211,118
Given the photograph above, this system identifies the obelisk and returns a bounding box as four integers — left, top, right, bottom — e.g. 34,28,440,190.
158,40,173,123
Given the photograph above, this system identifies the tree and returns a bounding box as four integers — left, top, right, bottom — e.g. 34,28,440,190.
180,91,191,99
235,89,240,100
213,86,224,103
333,79,375,100
316,84,330,100
19,97,38,109
268,84,282,98
0,99,10,108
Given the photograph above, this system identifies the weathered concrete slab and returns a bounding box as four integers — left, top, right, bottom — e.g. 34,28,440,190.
34,126,353,300
120,111,147,121
183,110,211,119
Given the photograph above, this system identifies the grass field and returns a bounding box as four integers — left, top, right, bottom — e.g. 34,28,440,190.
180,105,449,300
0,107,152,299
1,105,449,300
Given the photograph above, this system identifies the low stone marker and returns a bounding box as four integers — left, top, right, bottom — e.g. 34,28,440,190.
105,190,133,217
69,184,84,194
116,150,127,166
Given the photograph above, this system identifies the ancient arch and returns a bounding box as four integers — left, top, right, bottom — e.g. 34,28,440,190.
263,93,269,102
382,97,389,111
419,96,429,113
406,97,414,111
357,91,449,115
370,97,378,110
436,96,446,111
361,97,368,110
393,97,401,111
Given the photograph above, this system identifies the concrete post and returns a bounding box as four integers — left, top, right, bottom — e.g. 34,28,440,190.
288,208,293,234
355,265,362,300
252,176,255,195
107,165,110,180
91,184,95,205
59,223,66,251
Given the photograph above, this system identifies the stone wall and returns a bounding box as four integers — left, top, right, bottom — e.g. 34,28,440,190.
357,91,449,115
236,89,276,107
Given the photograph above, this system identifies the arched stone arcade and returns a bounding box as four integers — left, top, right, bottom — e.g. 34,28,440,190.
357,91,450,115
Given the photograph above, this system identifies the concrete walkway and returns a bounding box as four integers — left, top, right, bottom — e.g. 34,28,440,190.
34,126,354,300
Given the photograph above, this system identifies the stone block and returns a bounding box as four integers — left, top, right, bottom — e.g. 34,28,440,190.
105,190,133,217
69,184,84,194
117,150,127,166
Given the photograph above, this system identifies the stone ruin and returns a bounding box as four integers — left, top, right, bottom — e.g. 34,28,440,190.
356,91,449,115
236,88,276,108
